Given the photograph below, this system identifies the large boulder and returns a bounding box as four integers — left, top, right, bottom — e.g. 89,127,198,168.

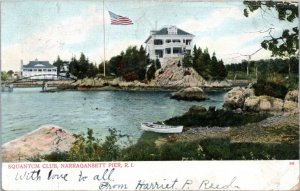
171,87,208,101
244,96,283,112
244,96,260,111
108,78,121,86
283,100,298,113
285,90,298,102
223,87,254,110
2,125,75,162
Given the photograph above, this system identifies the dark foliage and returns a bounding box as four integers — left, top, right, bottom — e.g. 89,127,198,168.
253,79,288,99
146,59,161,81
69,53,100,79
186,45,227,80
53,56,63,75
108,46,153,81
226,57,299,76
244,1,298,57
164,110,270,127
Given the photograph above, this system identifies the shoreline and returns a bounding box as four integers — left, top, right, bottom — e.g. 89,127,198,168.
12,83,233,93
6,78,239,92
2,112,298,162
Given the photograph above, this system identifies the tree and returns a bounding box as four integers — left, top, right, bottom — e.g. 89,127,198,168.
107,45,151,81
53,56,63,75
243,1,298,57
69,53,99,79
146,61,156,81
7,70,14,78
182,52,193,68
216,59,227,80
1,71,9,81
210,52,218,79
155,58,161,70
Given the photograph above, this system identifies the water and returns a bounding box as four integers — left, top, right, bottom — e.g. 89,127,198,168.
1,88,226,144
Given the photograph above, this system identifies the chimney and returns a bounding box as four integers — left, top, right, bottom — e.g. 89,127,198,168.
20,59,23,69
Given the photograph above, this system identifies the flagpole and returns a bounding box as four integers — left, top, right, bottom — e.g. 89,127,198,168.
103,0,106,77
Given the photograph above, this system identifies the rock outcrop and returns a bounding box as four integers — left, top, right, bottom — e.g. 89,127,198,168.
153,58,207,87
224,87,299,114
73,78,106,87
2,125,75,162
223,87,254,110
283,90,298,114
118,80,148,88
284,90,298,102
244,96,283,112
171,87,208,101
204,80,232,88
283,100,298,113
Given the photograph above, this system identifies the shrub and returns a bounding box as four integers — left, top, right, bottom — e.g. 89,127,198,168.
121,142,159,161
287,74,299,90
199,138,231,160
253,79,288,99
67,128,120,161
160,141,205,160
165,110,270,127
229,142,299,160
44,151,69,162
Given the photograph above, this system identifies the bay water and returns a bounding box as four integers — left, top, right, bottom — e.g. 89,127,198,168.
1,88,226,144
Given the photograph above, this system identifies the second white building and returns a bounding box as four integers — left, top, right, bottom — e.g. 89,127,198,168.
21,59,57,80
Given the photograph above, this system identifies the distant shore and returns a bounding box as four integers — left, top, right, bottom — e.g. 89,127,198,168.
10,78,236,93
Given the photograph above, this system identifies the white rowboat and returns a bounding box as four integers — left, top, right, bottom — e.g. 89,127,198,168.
140,122,183,133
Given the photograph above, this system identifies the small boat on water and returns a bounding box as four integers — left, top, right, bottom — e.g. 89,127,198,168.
140,122,183,133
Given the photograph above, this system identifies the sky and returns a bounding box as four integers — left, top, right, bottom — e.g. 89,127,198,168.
1,0,298,71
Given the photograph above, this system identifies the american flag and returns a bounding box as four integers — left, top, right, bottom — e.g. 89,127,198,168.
109,11,133,25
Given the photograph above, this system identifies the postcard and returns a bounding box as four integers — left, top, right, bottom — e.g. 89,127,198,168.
1,0,299,190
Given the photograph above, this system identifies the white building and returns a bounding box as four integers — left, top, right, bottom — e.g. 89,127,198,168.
145,26,194,66
21,59,57,80
59,61,70,77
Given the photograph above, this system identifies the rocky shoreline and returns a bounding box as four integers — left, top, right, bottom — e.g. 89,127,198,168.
223,87,299,114
2,125,75,162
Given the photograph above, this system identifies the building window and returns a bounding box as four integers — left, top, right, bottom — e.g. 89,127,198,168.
183,39,186,43
48,69,52,72
28,69,32,72
23,69,27,71
43,69,47,71
154,39,163,45
165,48,171,54
172,39,180,43
33,69,37,72
173,47,182,54
53,69,56,72
38,69,42,72
186,39,192,45
166,39,171,43
155,50,163,58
